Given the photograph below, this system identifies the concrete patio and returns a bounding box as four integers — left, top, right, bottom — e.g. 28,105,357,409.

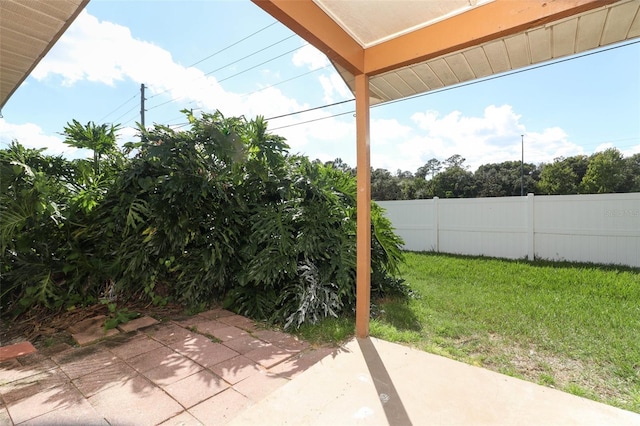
1,309,638,425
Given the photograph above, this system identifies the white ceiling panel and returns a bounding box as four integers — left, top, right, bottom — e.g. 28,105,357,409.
382,72,415,98
395,68,428,94
528,27,552,63
445,53,475,82
576,8,608,52
429,58,459,86
483,40,510,74
601,0,640,44
552,19,578,58
412,64,444,90
463,47,493,78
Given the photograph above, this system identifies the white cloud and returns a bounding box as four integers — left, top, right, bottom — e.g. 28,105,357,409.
0,119,78,157
318,72,352,103
30,11,311,122
397,105,583,172
291,44,329,70
0,119,142,159
621,144,640,157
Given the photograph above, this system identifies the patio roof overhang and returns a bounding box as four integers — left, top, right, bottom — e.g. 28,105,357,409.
0,0,89,110
252,0,640,337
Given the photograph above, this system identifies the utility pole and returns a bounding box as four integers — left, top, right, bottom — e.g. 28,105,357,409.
140,84,146,128
520,134,524,196
140,84,146,141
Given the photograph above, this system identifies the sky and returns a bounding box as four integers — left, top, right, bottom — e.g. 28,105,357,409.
1,0,639,174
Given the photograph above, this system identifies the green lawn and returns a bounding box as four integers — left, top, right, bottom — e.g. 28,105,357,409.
297,252,640,413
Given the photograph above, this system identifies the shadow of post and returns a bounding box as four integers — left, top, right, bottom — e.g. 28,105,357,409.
357,337,412,426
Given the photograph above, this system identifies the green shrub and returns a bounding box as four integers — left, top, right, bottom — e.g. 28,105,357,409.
1,111,406,328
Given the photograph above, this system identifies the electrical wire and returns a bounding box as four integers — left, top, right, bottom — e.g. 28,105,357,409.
218,44,307,83
188,22,279,68
111,104,140,125
266,99,353,121
240,64,331,97
269,111,355,131
147,22,285,101
98,93,138,122
257,39,640,128
146,43,309,112
203,35,297,77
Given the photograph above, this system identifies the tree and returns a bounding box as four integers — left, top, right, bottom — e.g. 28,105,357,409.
431,166,476,198
623,153,640,193
62,120,121,176
325,158,354,175
444,154,466,169
580,148,627,193
371,168,403,200
416,158,441,180
475,161,537,197
539,155,588,195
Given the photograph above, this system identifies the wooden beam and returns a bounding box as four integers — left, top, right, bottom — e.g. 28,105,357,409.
365,0,617,75
251,0,365,75
355,73,371,338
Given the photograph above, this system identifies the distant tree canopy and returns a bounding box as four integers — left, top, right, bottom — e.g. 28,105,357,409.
325,148,639,200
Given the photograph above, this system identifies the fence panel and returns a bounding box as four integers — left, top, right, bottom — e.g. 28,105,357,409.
438,197,528,259
379,200,437,251
378,193,639,268
533,193,640,266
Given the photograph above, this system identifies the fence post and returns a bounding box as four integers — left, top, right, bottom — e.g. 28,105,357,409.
527,193,535,260
433,197,439,252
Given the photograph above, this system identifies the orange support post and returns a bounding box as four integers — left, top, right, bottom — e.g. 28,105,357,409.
355,73,371,338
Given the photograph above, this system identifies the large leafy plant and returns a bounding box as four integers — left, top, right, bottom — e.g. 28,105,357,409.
1,111,406,328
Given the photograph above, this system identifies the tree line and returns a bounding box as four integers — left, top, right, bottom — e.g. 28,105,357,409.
326,149,640,201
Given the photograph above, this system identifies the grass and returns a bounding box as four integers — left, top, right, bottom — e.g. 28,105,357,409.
296,252,640,413
369,252,640,413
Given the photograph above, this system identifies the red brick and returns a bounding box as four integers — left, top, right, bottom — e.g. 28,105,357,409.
0,341,36,362
117,315,159,332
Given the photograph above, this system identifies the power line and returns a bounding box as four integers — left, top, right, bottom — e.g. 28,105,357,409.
240,64,331,97
147,22,285,101
386,40,640,109
259,39,640,130
269,111,354,131
218,44,307,83
111,104,140,124
266,99,353,121
188,22,279,68
98,93,138,122
203,35,296,77
146,43,309,112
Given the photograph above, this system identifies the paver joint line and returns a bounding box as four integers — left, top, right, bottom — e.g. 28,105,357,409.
0,312,333,426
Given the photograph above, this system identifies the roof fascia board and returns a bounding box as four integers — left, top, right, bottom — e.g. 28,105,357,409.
364,0,618,76
251,0,365,75
0,0,91,110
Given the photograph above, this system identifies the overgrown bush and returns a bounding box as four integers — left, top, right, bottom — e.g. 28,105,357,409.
1,111,406,328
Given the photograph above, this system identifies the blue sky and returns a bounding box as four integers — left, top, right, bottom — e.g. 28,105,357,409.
1,0,639,173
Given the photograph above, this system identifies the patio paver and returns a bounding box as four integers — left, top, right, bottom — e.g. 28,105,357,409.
0,342,36,362
2,313,638,426
162,369,229,408
88,374,183,426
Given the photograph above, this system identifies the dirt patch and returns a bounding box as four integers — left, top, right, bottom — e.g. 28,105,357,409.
0,302,185,351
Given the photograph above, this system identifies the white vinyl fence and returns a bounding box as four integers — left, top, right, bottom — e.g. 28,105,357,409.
378,193,640,268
